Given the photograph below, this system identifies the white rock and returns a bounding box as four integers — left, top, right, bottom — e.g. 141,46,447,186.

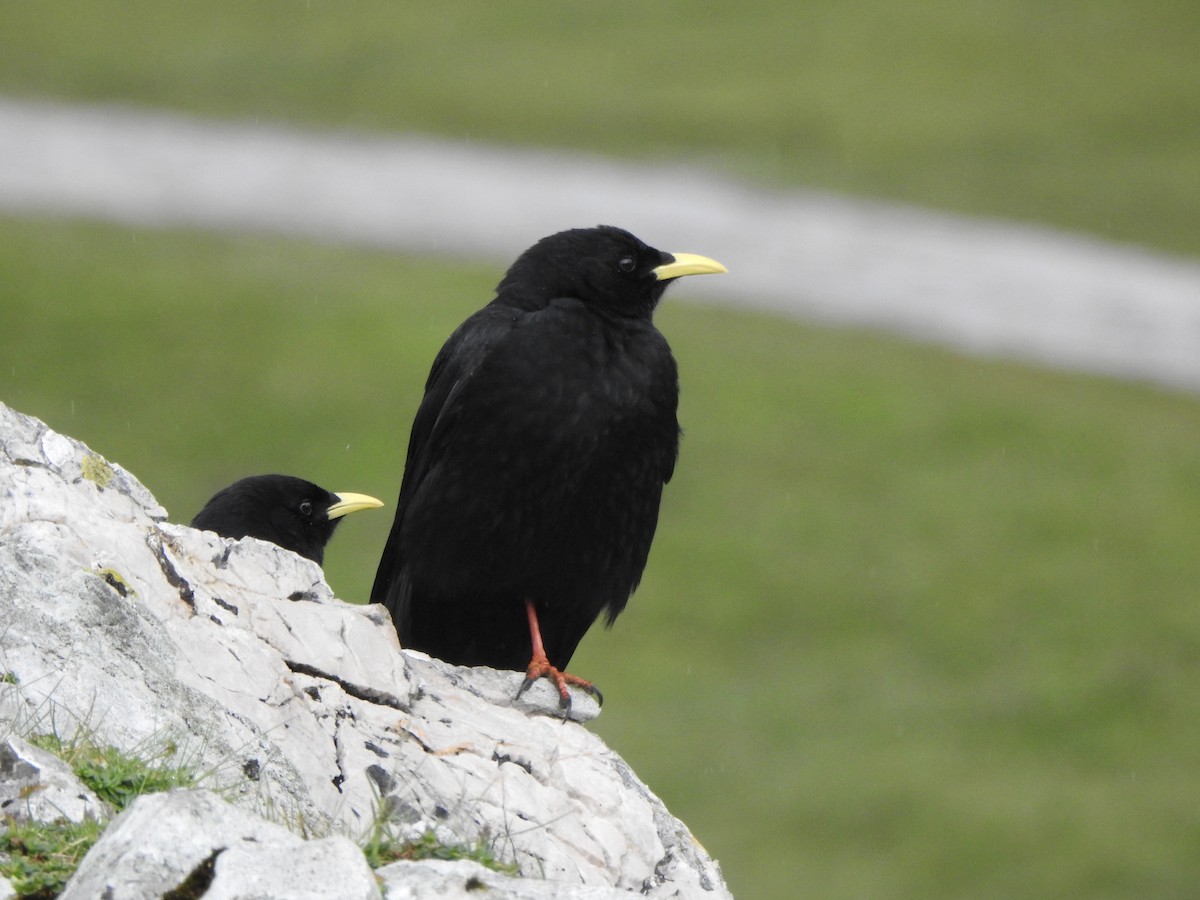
379,858,632,899
0,401,731,899
0,736,110,825
59,789,380,900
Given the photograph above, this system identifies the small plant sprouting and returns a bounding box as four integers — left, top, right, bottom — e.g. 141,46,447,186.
360,810,517,875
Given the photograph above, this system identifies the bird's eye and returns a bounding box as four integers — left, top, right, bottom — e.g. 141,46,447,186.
617,255,636,273
299,501,313,516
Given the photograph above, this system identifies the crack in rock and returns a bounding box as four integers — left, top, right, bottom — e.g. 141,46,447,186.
491,747,534,777
162,847,224,900
363,740,389,759
212,596,238,615
147,533,196,610
284,659,409,712
365,763,394,795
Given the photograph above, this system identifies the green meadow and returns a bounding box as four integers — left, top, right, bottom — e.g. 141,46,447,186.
2,3,1199,897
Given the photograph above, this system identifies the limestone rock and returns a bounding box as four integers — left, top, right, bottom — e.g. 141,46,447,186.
59,789,379,900
0,401,730,898
0,736,110,825
378,858,633,899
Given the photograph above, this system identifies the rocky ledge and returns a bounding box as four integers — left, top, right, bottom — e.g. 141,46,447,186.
0,401,729,899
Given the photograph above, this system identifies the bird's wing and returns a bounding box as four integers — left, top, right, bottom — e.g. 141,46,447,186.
406,306,521,495
370,305,518,611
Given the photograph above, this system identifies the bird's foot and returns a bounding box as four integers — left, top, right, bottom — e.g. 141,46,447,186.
515,654,604,711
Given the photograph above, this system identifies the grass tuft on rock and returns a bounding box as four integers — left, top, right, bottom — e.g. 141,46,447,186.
0,734,198,899
26,732,196,813
361,813,517,875
0,817,105,900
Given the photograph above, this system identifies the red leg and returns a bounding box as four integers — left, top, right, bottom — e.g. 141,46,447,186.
515,599,603,709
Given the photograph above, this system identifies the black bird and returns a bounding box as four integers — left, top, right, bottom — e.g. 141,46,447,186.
371,225,726,705
191,474,383,564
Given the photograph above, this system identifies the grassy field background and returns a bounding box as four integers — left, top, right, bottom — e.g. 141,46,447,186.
3,1,1199,258
2,3,1199,897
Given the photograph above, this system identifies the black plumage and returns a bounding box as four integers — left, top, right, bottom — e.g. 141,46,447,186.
371,225,725,703
191,474,382,564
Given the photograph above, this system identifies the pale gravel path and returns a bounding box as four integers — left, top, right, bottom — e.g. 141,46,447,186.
3,97,1199,390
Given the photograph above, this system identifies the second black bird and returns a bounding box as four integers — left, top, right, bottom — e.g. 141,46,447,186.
191,474,383,565
371,225,726,704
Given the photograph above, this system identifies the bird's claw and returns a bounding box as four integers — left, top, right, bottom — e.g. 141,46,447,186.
515,656,603,711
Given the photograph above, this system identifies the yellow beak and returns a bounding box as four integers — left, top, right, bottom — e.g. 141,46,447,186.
652,252,728,281
326,492,385,520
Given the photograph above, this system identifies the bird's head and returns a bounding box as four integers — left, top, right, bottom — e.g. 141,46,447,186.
191,474,383,565
496,225,726,319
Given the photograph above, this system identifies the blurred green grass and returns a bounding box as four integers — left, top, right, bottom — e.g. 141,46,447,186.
3,216,1199,898
1,1,1198,256
2,2,1200,897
